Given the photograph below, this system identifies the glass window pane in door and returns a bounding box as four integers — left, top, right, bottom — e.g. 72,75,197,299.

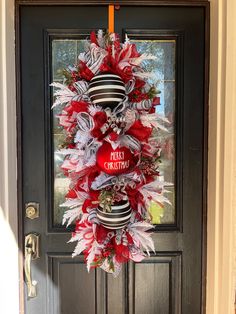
51,38,176,226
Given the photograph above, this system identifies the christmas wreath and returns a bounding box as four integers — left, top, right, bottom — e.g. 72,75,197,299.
52,30,171,276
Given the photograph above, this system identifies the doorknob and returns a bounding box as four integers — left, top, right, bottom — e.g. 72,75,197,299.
24,233,40,298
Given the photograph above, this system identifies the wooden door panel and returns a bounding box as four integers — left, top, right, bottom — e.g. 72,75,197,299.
19,4,208,314
134,263,170,314
129,254,181,314
48,255,129,314
106,268,128,314
47,255,181,314
48,255,97,314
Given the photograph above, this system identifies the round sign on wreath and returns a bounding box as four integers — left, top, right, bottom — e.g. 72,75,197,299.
96,142,139,175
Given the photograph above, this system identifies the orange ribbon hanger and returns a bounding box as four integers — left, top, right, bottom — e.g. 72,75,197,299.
108,5,115,33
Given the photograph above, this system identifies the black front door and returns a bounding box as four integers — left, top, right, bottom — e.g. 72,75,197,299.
19,3,208,314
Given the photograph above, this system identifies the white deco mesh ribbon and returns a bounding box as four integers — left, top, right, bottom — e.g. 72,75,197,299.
91,172,142,191
51,81,90,108
78,43,108,75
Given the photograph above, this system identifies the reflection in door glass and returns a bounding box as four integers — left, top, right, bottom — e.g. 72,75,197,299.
51,39,176,226
52,39,86,226
132,40,176,225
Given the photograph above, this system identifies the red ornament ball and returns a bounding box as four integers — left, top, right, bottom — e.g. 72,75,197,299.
96,142,138,175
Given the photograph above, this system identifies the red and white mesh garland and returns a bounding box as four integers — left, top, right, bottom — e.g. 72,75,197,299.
52,30,171,276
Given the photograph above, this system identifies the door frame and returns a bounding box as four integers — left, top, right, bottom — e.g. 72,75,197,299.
8,0,210,313
15,1,209,313
16,0,210,313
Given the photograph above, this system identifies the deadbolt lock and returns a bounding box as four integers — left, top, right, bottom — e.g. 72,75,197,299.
25,202,39,219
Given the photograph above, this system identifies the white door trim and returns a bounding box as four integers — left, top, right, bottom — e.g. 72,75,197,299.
0,0,19,313
207,0,236,313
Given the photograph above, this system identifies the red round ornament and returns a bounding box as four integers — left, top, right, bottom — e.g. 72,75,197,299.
96,142,138,175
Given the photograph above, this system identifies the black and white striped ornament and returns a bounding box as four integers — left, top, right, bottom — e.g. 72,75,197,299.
88,73,126,109
97,200,131,230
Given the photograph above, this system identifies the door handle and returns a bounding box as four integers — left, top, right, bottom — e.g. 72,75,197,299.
24,233,40,298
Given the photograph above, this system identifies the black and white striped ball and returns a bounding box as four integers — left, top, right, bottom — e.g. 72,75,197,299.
88,73,126,109
97,200,131,230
